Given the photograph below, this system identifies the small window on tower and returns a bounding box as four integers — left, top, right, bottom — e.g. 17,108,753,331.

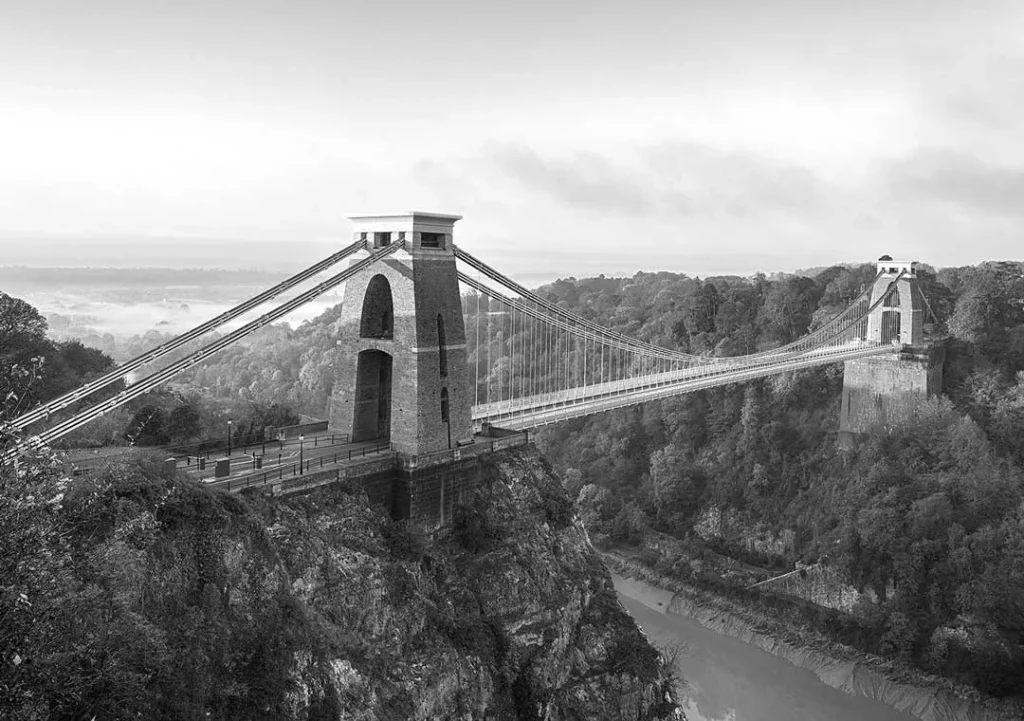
375,232,391,247
437,314,448,377
420,232,444,248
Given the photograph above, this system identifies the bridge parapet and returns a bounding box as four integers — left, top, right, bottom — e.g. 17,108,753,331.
212,429,531,527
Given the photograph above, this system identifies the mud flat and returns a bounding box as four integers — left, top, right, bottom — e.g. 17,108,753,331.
608,554,1023,721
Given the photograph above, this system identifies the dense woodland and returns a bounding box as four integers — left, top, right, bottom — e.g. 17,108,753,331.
529,261,1024,696
3,259,1024,698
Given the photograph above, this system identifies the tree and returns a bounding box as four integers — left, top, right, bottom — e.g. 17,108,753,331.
166,403,203,444
0,293,51,419
0,292,47,352
756,276,820,346
125,405,169,446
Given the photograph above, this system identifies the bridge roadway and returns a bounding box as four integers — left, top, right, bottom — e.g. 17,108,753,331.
473,340,899,430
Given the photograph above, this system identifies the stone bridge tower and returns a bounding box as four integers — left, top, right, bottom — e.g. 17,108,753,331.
838,255,944,448
865,256,925,346
329,212,474,456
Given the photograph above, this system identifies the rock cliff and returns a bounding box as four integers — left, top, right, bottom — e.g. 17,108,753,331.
4,445,679,720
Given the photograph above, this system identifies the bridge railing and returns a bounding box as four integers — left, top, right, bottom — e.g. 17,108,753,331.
213,430,532,492
166,431,350,464
215,441,394,492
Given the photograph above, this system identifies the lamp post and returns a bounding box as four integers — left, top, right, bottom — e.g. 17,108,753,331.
226,418,233,457
299,434,305,475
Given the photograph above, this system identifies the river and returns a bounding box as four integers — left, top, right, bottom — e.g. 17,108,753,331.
614,575,918,721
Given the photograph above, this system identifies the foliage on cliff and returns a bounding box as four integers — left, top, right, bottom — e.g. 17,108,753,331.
0,442,678,720
533,260,1024,697
0,291,116,424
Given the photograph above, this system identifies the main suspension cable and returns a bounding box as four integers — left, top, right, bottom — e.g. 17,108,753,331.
10,238,368,431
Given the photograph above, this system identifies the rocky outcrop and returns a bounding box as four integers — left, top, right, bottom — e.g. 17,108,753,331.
19,447,678,719
271,446,680,719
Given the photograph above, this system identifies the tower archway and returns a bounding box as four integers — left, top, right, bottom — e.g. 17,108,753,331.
360,274,394,339
881,310,901,344
352,349,393,441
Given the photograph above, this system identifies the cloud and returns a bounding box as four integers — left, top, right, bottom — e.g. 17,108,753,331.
479,141,833,221
881,148,1024,219
638,141,832,218
487,145,656,216
929,54,1024,134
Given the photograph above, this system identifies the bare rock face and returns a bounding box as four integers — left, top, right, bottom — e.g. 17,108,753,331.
268,445,680,720
6,445,677,719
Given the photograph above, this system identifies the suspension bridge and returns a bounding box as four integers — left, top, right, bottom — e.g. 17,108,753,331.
2,212,935,488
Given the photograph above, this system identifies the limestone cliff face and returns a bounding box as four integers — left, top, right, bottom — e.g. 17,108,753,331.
48,446,678,719
272,445,679,719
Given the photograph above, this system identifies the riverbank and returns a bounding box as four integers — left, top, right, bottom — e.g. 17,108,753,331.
606,552,1024,721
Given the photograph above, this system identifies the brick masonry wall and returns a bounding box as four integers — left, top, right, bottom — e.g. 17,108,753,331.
269,453,487,526
395,456,483,528
329,251,474,455
838,341,945,444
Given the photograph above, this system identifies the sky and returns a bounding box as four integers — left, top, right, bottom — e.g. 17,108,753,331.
2,0,1023,282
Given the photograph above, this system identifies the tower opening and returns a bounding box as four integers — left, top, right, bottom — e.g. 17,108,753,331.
360,275,394,339
352,349,392,441
437,314,448,377
881,310,902,344
440,387,451,448
421,232,444,248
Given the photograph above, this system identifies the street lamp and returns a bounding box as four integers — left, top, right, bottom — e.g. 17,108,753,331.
299,434,305,475
226,418,233,456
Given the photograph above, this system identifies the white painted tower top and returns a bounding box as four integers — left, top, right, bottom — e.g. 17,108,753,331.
876,255,917,277
348,212,462,253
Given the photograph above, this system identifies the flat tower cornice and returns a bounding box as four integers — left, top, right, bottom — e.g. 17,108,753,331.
347,212,463,223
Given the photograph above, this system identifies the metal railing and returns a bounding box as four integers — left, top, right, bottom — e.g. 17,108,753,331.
211,429,532,493
213,441,395,492
173,432,350,468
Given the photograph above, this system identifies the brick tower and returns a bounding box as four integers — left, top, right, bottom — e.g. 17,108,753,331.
328,213,474,456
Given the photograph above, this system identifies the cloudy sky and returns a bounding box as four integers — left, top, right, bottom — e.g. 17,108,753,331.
2,0,1022,281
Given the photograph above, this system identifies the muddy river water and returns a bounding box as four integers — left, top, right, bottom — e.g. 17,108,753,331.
614,575,918,721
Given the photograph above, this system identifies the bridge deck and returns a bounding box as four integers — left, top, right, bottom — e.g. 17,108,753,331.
473,342,898,430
